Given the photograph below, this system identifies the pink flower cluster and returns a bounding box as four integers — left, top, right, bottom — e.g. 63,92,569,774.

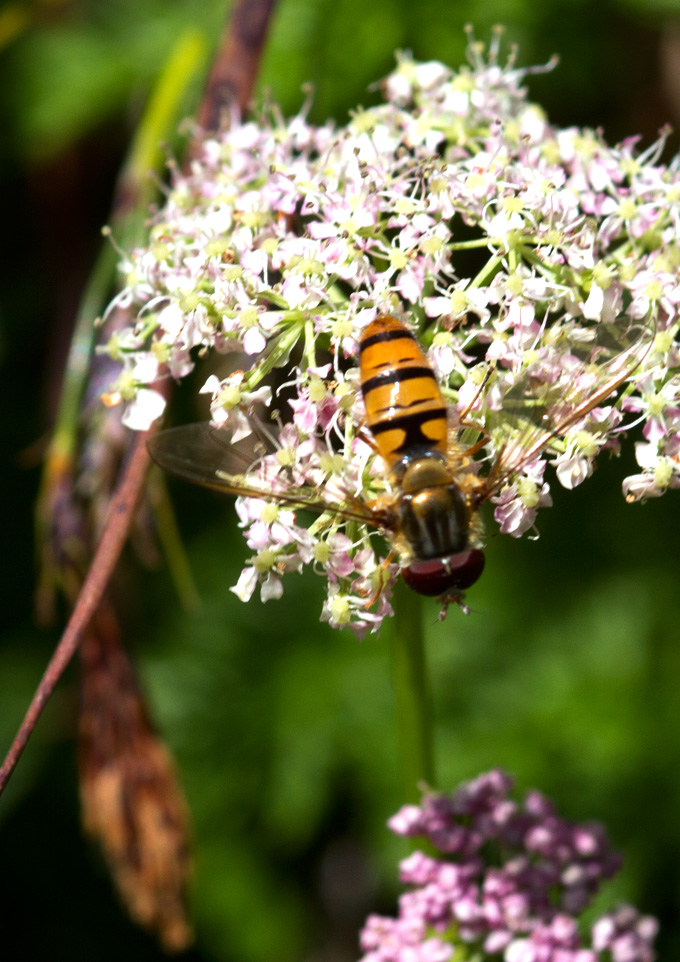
102,36,680,633
360,770,657,962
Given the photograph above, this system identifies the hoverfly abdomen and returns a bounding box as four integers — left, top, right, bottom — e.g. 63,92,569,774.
360,315,448,471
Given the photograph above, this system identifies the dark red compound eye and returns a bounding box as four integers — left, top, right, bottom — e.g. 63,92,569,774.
402,549,486,597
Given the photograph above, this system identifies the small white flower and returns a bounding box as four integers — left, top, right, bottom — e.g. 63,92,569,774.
231,566,258,602
121,388,166,430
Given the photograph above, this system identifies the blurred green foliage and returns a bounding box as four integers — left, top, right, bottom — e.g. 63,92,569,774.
1,0,680,960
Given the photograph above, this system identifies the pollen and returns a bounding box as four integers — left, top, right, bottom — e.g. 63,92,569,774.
394,197,416,216
421,235,444,255
179,292,200,313
644,279,663,302
449,289,468,315
329,594,351,625
506,273,524,296
205,238,232,257
117,372,137,401
574,430,599,457
217,384,242,409
151,241,170,261
253,549,276,573
502,195,524,214
298,257,324,276
260,503,279,524
223,265,244,281
332,319,353,340
238,307,260,328
653,331,673,355
151,341,171,363
592,263,614,289
517,478,540,508
319,452,345,474
314,541,331,564
618,198,637,220
308,376,326,403
101,391,122,408
648,394,666,417
390,248,409,270
654,459,673,489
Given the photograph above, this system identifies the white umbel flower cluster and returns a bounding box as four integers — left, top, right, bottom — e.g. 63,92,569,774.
102,37,680,635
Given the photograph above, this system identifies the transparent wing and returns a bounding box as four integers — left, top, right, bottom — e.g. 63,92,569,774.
147,422,381,526
476,314,654,500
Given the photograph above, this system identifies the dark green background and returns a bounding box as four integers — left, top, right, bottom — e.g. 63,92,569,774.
1,0,680,959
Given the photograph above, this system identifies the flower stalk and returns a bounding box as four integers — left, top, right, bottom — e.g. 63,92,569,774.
389,582,435,800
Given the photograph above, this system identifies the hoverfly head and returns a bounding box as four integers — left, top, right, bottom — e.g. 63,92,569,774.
402,548,486,598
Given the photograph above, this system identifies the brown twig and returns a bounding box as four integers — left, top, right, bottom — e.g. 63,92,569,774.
197,0,277,130
0,432,152,795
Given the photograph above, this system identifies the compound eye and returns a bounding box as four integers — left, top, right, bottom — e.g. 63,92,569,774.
402,549,486,597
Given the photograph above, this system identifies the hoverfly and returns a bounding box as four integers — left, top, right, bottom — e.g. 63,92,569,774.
148,313,650,612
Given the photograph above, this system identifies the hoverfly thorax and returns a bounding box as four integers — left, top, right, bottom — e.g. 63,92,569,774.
395,456,469,560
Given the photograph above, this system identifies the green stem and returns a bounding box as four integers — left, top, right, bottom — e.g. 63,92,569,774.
35,30,207,618
148,473,202,613
42,30,207,468
247,319,305,386
388,580,436,800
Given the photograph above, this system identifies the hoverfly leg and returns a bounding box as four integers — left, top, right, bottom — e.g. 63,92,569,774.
457,362,496,425
364,549,397,609
454,363,495,457
461,434,491,459
355,423,381,453
438,589,470,621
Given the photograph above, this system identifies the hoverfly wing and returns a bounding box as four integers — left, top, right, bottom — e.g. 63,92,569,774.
148,422,269,488
478,314,654,499
147,422,379,526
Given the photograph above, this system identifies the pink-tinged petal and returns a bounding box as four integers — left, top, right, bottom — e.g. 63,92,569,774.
131,354,160,383
388,805,424,836
243,327,267,355
555,454,593,489
289,395,318,432
122,388,166,430
199,374,223,395
230,567,258,602
158,302,185,338
260,574,284,601
493,497,537,537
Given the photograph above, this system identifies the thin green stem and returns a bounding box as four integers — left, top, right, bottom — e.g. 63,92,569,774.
388,581,436,800
34,30,207,620
46,30,207,467
148,472,202,613
247,319,305,387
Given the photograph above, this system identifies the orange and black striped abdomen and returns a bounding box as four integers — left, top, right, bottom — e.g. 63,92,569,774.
360,316,448,469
